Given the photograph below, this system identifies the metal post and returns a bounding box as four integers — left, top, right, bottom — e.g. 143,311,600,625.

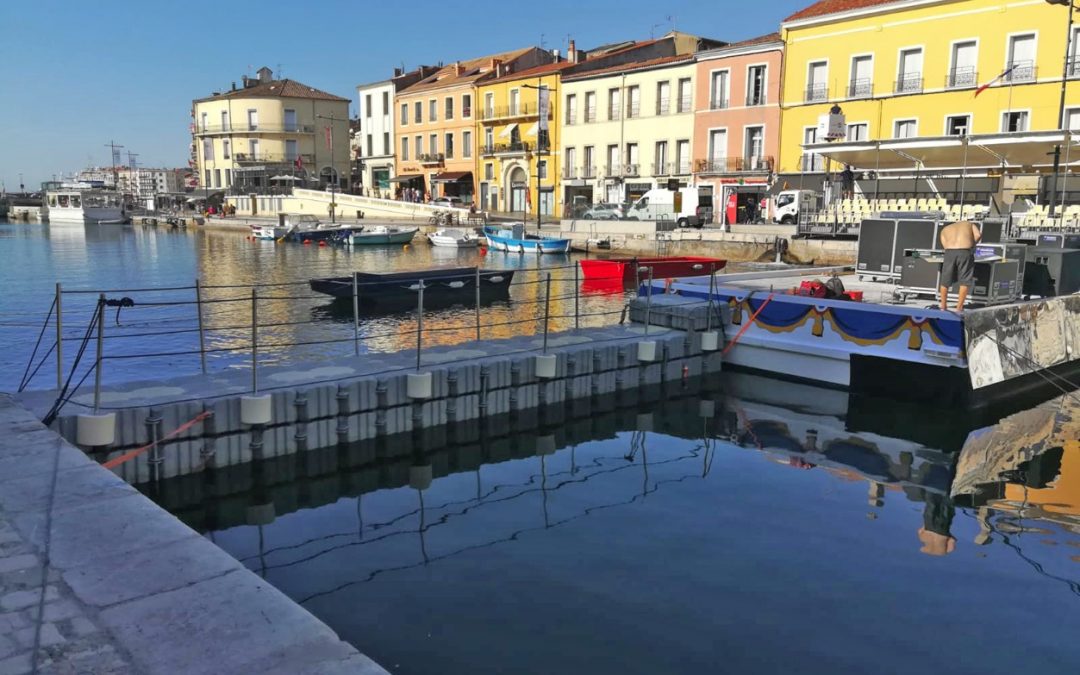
251,288,258,394
416,280,424,372
195,279,207,374
352,272,360,356
573,264,580,331
706,266,716,333
542,272,551,353
644,267,654,336
55,282,63,390
1048,0,1075,220
93,294,105,414
475,267,481,341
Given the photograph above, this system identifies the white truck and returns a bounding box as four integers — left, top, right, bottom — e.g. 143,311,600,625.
772,189,822,224
625,186,713,228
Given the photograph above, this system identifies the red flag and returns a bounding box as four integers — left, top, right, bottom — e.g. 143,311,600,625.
324,126,332,150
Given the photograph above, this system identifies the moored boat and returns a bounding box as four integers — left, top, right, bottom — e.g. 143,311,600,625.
43,182,125,224
310,266,515,309
280,214,361,243
250,223,289,240
427,228,480,248
579,256,727,285
344,225,418,246
483,223,571,254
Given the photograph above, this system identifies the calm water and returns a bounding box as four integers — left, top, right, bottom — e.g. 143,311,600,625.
7,218,1080,673
0,219,628,392
146,373,1080,675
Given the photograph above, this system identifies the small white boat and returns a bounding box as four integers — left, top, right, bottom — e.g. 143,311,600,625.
44,183,125,224
250,223,289,240
427,227,480,248
344,225,418,246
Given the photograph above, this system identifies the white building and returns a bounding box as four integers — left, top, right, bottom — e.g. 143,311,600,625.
355,65,437,197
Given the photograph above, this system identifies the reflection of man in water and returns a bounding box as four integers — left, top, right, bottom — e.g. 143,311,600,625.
917,492,957,556
938,220,982,311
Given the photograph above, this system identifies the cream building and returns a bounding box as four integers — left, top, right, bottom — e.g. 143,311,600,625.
561,54,700,207
191,67,351,198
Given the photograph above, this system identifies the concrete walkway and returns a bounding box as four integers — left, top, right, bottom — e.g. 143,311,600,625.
0,394,387,675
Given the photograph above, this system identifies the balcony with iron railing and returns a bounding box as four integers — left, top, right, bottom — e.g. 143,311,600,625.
608,106,621,121
626,103,641,119
652,161,691,176
581,165,598,179
480,141,550,157
584,107,597,123
946,66,978,89
193,123,316,135
562,166,578,179
694,156,775,174
847,79,873,99
418,153,445,166
233,152,314,165
709,97,729,110
1070,58,1080,79
805,84,829,102
894,74,923,94
478,102,551,121
745,92,767,107
657,98,670,115
1004,60,1037,83
676,96,693,113
603,163,640,178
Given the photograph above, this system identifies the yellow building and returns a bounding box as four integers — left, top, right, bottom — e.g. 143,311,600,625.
777,0,1079,202
475,62,572,216
192,67,351,201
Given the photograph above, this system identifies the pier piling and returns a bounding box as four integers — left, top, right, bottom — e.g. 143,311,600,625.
352,272,360,357
195,279,207,374
55,282,63,389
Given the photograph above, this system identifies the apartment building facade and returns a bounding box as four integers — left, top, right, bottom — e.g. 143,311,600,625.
192,67,351,195
693,33,784,225
394,48,553,202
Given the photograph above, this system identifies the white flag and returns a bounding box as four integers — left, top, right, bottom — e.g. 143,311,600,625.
538,87,551,132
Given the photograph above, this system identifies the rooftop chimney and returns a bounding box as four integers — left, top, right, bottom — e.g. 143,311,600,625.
552,49,561,61
453,61,464,76
489,58,502,72
393,67,403,77
568,40,579,64
231,81,237,91
256,66,273,83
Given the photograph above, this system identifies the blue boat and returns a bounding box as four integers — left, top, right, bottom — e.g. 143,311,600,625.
483,223,571,254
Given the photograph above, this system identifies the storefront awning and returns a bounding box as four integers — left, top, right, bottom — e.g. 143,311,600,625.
388,175,422,183
432,171,472,183
525,122,539,137
804,130,1078,173
498,123,518,139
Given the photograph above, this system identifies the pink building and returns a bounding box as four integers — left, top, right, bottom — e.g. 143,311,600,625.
692,34,783,226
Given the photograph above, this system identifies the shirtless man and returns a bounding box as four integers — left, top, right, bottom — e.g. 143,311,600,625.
938,220,982,311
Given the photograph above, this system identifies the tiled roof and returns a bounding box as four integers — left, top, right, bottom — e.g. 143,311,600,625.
398,47,537,94
727,32,781,48
562,54,694,82
784,0,899,23
197,79,349,102
485,60,577,84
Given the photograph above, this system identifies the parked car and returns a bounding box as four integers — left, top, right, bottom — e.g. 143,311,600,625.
582,203,625,220
431,196,464,208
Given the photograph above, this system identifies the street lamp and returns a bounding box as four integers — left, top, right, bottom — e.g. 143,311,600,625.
316,113,345,223
523,79,553,233
1046,0,1077,219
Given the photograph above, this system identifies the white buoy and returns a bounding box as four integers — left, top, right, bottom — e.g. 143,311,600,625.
76,412,116,447
409,464,433,490
535,354,557,379
636,412,654,432
637,341,658,362
240,394,272,425
536,434,557,456
245,503,276,526
701,331,720,352
407,372,433,399
699,400,716,418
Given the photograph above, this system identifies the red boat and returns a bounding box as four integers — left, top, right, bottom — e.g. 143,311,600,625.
578,256,726,285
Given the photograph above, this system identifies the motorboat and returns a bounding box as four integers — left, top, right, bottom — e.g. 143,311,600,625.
43,183,125,224
310,266,515,310
343,225,418,246
250,223,289,240
579,256,727,285
483,223,571,254
281,214,361,243
427,228,480,248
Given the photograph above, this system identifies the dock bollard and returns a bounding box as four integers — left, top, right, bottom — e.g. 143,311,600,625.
638,267,658,362
77,295,116,447
241,287,272,425
408,279,433,399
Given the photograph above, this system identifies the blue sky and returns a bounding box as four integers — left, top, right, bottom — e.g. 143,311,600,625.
0,0,808,189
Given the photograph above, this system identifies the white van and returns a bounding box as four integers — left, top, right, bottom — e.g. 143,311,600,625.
772,189,822,224
626,186,712,228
